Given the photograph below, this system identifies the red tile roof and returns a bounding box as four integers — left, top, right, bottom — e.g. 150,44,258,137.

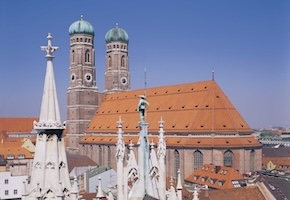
0,117,38,133
185,164,245,190
80,134,261,148
87,81,251,135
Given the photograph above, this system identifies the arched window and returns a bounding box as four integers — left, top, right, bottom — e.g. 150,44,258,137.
250,150,255,172
194,150,203,171
174,150,180,178
108,56,112,68
224,150,233,167
108,146,111,167
72,50,75,63
99,145,102,165
121,55,125,68
85,50,90,62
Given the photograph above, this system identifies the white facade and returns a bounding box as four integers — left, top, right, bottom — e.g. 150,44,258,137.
0,171,27,200
88,168,117,193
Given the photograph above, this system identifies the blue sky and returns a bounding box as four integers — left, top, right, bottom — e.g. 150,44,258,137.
0,1,289,129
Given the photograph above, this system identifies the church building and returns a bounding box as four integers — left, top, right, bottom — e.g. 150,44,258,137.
65,16,262,181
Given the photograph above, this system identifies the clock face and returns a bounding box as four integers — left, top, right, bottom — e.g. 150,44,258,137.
121,77,127,85
85,73,92,82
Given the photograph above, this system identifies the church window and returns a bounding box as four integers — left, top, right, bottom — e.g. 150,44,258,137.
174,150,180,178
250,150,255,172
72,50,75,63
121,55,126,68
85,50,90,62
194,150,203,171
224,150,233,167
108,56,112,68
99,146,103,165
88,39,91,43
108,146,111,167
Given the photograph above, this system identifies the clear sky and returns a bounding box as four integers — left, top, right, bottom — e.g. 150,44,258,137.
0,1,289,129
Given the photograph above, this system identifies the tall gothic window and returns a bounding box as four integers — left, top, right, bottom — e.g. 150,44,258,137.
108,56,112,68
108,146,111,167
194,150,203,171
121,55,125,68
85,50,90,62
224,150,233,167
72,50,75,63
99,145,102,165
250,150,255,172
174,150,180,178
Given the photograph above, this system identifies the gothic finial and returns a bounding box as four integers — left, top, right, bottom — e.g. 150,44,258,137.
129,140,134,149
117,116,123,128
170,176,174,187
159,117,165,128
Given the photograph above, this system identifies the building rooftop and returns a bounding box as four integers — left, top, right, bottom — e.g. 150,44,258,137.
87,80,252,135
185,164,245,190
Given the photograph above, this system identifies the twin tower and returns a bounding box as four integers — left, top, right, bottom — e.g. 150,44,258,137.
66,16,130,147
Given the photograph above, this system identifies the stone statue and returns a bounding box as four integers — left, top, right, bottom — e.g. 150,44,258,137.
137,95,149,122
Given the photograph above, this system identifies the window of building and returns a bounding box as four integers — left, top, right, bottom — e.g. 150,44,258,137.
121,55,125,68
108,56,112,68
5,190,8,195
7,154,14,159
14,190,17,195
72,50,75,63
174,150,180,178
250,150,255,172
193,150,203,171
4,179,8,184
99,145,103,165
108,146,111,167
85,50,90,62
18,154,25,159
224,150,233,167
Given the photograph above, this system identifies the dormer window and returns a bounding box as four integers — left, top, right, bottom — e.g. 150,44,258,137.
7,154,14,159
18,154,25,159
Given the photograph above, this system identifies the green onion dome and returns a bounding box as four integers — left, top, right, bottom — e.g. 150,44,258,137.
105,23,129,43
69,15,94,36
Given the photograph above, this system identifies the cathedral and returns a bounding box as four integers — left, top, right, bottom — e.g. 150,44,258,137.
65,16,262,182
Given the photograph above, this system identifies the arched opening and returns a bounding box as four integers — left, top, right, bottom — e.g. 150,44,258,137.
224,150,233,167
174,150,180,178
85,50,90,62
194,150,203,171
250,150,255,172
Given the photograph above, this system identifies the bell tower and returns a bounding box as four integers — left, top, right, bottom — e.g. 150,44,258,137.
104,23,130,93
66,16,99,152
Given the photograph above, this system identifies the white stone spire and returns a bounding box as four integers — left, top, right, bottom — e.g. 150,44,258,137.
22,34,72,200
34,33,63,130
176,169,183,200
157,117,166,200
116,117,125,200
96,177,105,199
